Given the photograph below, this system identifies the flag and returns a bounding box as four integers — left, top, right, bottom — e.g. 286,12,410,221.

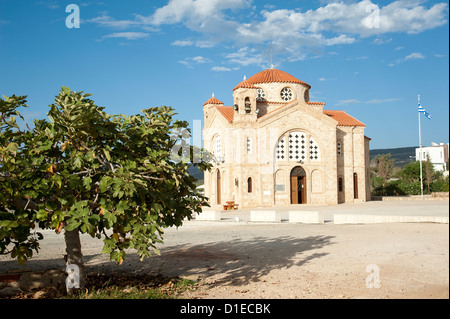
418,101,431,119
418,102,425,113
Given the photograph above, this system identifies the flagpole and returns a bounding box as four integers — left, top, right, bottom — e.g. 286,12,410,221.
418,94,424,200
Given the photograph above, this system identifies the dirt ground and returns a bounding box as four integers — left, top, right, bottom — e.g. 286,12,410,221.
1,220,448,299
159,222,449,299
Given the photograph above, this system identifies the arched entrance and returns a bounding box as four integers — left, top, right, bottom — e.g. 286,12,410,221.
290,166,306,204
216,169,221,205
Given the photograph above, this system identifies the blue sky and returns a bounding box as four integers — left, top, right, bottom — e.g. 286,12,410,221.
0,0,448,149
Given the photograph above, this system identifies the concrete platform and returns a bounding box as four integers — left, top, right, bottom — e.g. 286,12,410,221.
250,211,281,223
202,200,449,225
195,211,221,221
334,214,449,225
288,211,324,224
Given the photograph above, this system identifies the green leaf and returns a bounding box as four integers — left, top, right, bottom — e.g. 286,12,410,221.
83,176,92,191
0,220,19,228
36,209,48,221
103,149,111,161
99,176,110,193
65,221,81,231
6,142,19,153
73,156,82,169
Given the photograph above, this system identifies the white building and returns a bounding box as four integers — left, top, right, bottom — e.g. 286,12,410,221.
415,143,449,172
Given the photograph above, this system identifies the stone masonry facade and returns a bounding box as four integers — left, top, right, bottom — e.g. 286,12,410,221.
202,68,371,208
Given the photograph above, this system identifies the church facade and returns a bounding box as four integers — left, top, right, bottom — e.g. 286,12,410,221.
202,68,371,208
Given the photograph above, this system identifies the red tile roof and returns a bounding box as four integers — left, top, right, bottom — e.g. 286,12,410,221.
323,110,366,127
211,98,365,128
308,101,326,106
257,100,287,105
233,79,257,91
257,104,365,127
203,96,224,106
247,68,311,88
215,106,234,123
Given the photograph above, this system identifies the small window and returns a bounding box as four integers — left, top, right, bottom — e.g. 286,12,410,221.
245,97,251,113
338,178,343,192
304,90,309,103
337,142,342,156
247,137,252,153
247,177,252,193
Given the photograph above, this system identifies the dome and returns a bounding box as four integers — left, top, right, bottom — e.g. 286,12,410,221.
246,68,311,88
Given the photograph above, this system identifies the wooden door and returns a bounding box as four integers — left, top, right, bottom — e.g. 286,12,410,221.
300,176,306,204
291,176,298,204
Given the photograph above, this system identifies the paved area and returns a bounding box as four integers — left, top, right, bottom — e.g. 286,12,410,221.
206,199,449,223
0,200,448,299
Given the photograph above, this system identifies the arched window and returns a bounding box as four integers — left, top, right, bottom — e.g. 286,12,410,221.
247,177,252,193
275,132,321,163
245,97,251,113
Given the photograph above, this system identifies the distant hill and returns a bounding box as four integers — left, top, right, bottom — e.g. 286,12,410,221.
188,165,204,185
370,146,417,167
187,146,418,182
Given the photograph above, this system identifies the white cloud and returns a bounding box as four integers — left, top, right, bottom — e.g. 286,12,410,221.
404,52,425,60
171,39,215,48
325,34,356,46
225,47,266,67
171,40,194,46
373,37,392,45
336,99,361,106
102,32,149,40
179,56,212,68
390,51,425,66
88,0,448,65
212,66,232,71
87,15,140,29
365,98,402,104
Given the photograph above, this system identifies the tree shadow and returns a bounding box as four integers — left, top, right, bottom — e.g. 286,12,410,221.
138,235,334,287
0,235,334,289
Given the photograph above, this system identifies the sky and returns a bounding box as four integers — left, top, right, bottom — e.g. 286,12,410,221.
0,0,448,149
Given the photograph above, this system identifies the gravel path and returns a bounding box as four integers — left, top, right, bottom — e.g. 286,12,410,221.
0,201,448,299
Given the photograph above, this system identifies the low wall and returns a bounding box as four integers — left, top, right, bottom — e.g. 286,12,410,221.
334,214,449,225
372,194,449,201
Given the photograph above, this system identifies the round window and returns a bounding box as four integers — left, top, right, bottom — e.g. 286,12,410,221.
281,87,293,102
256,88,266,101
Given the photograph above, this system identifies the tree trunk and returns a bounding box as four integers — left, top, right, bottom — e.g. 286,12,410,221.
64,228,85,294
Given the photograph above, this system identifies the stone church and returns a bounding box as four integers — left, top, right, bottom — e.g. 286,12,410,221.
202,68,371,208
